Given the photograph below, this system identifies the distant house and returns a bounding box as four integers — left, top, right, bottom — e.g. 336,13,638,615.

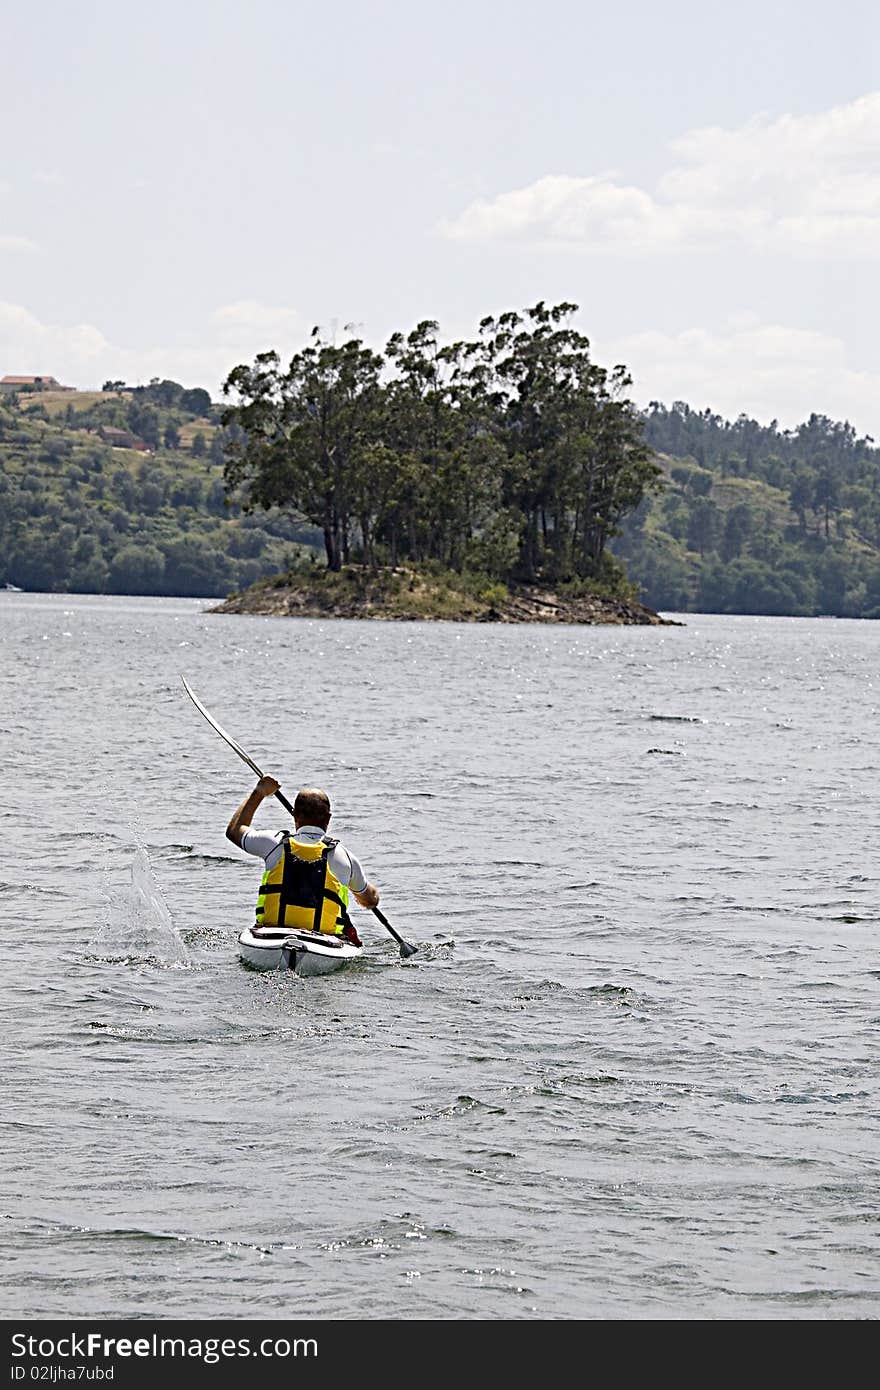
98,426,151,452
0,374,67,394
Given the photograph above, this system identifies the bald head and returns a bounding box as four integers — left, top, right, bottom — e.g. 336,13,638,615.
293,787,331,829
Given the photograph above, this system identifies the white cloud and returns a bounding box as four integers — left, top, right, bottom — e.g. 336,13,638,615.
211,300,301,336
0,302,109,369
603,318,880,437
443,92,880,257
207,300,304,371
0,299,304,394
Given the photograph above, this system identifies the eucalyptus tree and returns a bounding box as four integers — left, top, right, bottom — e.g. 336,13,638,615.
345,440,417,569
789,470,814,535
222,332,385,570
383,321,504,570
687,496,719,557
813,467,841,540
454,301,660,582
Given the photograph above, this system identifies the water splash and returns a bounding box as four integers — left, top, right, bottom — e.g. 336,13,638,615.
90,843,190,966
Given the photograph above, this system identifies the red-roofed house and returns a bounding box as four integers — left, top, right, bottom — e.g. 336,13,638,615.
98,426,151,452
0,374,66,394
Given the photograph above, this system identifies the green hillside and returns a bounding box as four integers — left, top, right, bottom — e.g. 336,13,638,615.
3,379,879,618
0,383,318,595
612,406,880,617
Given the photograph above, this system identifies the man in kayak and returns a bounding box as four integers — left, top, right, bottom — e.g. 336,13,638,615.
226,776,380,945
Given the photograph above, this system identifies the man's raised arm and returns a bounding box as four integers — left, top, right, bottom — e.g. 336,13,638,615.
226,775,281,847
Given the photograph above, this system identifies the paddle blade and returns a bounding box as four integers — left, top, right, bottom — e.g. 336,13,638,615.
371,906,417,958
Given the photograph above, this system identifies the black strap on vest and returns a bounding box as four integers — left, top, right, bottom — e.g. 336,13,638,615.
319,835,354,931
263,834,353,932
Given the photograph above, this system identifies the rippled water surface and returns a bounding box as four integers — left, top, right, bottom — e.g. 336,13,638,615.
1,594,877,1320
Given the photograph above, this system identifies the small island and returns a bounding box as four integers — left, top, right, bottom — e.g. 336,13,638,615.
210,564,676,624
216,303,675,627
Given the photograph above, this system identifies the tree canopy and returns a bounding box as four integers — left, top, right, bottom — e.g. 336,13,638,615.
221,303,661,585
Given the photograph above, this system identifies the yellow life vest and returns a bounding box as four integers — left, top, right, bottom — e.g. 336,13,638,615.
255,834,351,935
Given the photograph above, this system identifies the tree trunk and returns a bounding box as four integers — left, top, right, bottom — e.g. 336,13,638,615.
323,525,342,571
519,506,538,580
360,514,373,568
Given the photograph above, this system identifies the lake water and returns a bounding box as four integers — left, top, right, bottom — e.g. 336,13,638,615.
1,593,877,1321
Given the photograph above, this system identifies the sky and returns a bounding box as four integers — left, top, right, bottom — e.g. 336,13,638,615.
1,0,878,435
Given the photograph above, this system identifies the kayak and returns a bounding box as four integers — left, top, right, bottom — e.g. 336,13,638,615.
237,925,363,977
182,679,418,963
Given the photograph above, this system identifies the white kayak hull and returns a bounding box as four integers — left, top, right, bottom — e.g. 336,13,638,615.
238,925,362,977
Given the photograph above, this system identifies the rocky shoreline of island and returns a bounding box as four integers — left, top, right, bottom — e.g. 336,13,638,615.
209,566,680,626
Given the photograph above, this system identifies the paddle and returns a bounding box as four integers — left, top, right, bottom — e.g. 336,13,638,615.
181,677,417,958
369,906,418,959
